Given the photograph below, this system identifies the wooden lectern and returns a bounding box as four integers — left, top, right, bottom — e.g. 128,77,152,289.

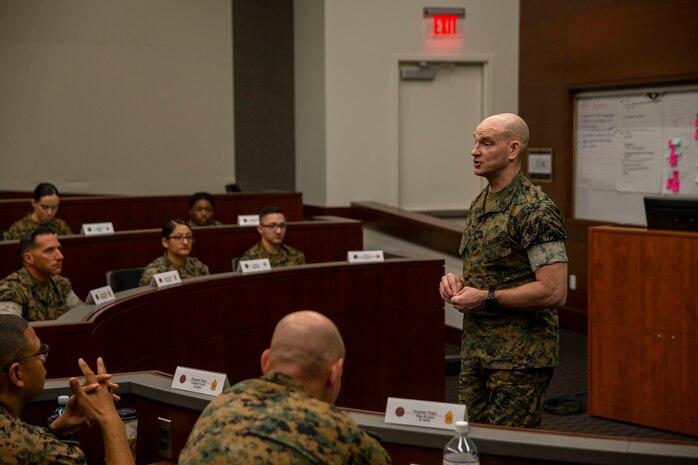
588,226,698,436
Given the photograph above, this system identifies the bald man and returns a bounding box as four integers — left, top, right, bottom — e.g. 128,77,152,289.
439,113,568,428
179,311,391,465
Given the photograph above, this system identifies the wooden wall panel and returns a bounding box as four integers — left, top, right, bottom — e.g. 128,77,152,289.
520,0,698,323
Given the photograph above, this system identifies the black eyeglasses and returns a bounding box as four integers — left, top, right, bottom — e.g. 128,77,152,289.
2,343,50,372
169,235,195,243
259,223,287,230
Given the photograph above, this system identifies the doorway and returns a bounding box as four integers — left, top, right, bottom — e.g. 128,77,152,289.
397,61,485,211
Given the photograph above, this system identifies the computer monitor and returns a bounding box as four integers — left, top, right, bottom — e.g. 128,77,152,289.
643,196,698,232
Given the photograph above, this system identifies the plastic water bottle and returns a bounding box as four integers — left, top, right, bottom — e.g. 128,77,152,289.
55,395,69,416
443,420,479,464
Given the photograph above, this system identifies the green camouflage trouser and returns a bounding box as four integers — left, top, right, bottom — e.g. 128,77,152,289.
459,365,554,428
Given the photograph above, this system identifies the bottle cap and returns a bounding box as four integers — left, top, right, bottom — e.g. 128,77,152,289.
57,395,69,405
455,420,469,433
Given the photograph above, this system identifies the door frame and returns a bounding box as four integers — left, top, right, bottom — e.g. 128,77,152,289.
388,54,494,207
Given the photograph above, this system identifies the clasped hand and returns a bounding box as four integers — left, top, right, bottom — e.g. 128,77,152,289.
50,357,120,436
439,273,484,314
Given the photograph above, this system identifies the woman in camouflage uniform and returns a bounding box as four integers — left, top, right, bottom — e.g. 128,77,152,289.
3,183,73,240
139,219,210,286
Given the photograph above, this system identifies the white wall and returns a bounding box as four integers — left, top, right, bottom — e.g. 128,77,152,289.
0,0,234,195
295,0,520,206
294,0,327,204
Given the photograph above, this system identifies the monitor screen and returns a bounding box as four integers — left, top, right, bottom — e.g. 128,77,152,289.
644,196,698,232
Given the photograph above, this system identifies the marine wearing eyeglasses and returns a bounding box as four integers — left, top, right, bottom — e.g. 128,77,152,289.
0,314,135,465
139,219,210,286
0,227,82,321
238,206,305,269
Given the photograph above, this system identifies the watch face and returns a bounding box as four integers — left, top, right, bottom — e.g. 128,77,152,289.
485,289,497,309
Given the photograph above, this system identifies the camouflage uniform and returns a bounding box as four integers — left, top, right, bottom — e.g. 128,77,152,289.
458,170,567,428
139,253,209,286
3,213,73,241
179,370,391,465
0,405,86,464
239,242,305,268
186,218,223,228
0,268,79,321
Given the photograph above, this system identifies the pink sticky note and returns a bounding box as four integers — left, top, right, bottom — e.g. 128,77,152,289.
672,180,680,192
669,151,678,167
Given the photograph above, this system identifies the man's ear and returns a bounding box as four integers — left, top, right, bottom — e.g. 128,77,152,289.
508,140,521,161
329,358,344,387
256,224,264,235
23,251,34,266
260,349,271,374
6,363,25,389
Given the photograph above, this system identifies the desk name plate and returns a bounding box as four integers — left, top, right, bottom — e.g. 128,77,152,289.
237,215,259,226
172,366,230,397
347,250,385,263
85,285,116,305
385,397,466,430
239,258,272,273
151,270,181,288
81,222,115,236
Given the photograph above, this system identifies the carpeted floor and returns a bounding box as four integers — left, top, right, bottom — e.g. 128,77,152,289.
445,329,698,442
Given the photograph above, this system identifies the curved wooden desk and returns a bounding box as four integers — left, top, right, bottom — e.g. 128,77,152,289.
0,218,362,298
33,259,446,413
0,191,303,232
25,372,698,465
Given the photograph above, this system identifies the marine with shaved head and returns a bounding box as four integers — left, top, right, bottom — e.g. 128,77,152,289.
179,310,391,465
439,113,568,428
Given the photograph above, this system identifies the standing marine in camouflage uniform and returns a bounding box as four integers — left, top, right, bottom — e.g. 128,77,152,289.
439,113,568,428
0,227,81,321
139,219,210,286
3,183,73,241
179,311,391,465
238,206,306,268
0,315,135,465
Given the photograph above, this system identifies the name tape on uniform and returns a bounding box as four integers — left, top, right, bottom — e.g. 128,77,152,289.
85,285,116,305
172,366,230,397
81,222,115,236
151,270,181,288
347,250,384,263
384,397,466,430
239,258,272,273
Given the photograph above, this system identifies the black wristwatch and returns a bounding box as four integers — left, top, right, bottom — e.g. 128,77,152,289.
485,287,498,310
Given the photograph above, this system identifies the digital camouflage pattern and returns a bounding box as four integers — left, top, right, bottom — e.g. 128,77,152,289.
179,371,391,465
3,213,73,241
186,218,223,228
239,241,305,268
458,171,567,424
0,405,86,465
179,371,390,465
0,268,78,321
139,253,209,286
460,365,554,427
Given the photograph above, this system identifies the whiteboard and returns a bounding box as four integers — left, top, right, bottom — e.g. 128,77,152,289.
574,88,698,225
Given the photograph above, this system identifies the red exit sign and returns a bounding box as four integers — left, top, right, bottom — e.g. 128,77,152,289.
433,15,458,36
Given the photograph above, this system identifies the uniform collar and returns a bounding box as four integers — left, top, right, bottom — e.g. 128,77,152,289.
475,170,525,217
